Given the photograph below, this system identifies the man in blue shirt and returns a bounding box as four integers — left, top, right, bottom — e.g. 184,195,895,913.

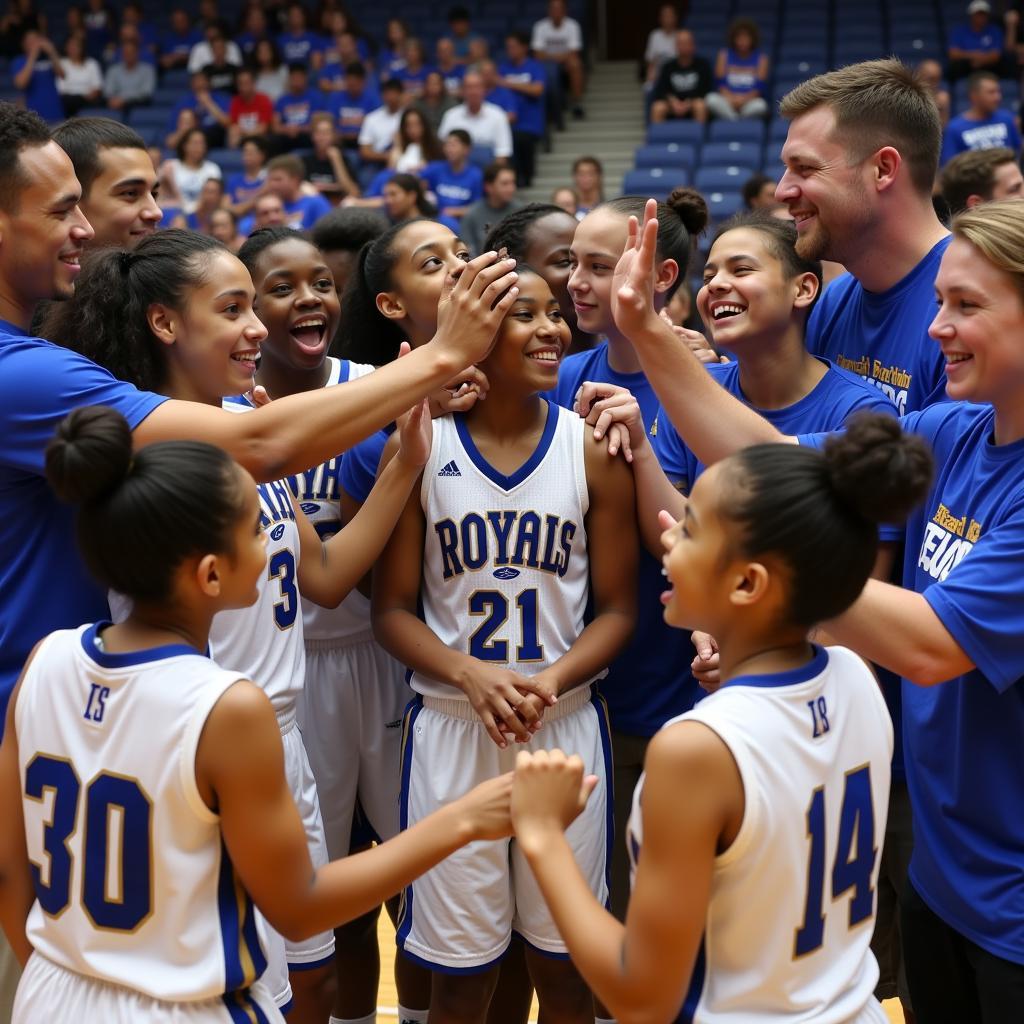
941,71,1021,164
159,7,202,73
0,102,515,735
272,63,325,151
422,129,484,220
325,62,380,150
947,0,1012,80
12,31,64,123
168,70,231,148
264,153,332,230
500,32,547,186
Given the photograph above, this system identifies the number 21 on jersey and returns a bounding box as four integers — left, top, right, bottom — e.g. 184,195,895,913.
794,764,877,958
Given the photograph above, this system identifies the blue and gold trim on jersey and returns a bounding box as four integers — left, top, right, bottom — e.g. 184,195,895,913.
453,399,558,491
217,842,267,994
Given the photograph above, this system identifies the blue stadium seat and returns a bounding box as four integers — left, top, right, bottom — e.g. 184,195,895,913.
694,165,756,192
76,106,122,122
633,143,697,172
647,120,704,145
834,45,887,66
705,190,744,220
208,148,244,174
622,167,688,200
153,88,185,107
776,43,826,64
768,118,791,143
700,141,761,167
775,59,826,79
162,69,190,90
129,106,175,129
134,125,164,147
707,120,765,144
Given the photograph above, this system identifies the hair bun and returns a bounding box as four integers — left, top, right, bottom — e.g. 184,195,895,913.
822,412,933,525
45,406,134,506
667,186,709,237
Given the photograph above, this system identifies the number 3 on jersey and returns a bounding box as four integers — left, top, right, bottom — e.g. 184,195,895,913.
268,549,298,630
469,588,544,663
794,765,877,958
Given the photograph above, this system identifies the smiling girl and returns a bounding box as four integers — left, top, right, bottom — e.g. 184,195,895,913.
372,268,637,1024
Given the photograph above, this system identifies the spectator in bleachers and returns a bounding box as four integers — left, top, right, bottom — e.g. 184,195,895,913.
252,38,288,103
1,0,46,60
532,0,586,119
650,30,711,125
304,111,361,200
311,207,389,299
552,185,578,216
12,30,64,123
319,31,365,90
941,70,1021,163
186,175,225,233
273,62,324,151
382,171,441,225
435,37,465,97
57,33,102,117
160,8,202,72
705,17,769,122
572,154,603,217
461,162,523,254
448,5,482,65
250,190,288,232
378,18,411,81
188,21,242,75
226,135,270,216
265,152,332,228
413,71,459,135
478,59,517,118
320,10,370,62
82,0,113,62
103,36,155,114
202,33,240,95
917,58,952,126
277,1,324,67
438,70,513,161
947,0,1012,81
742,172,782,211
58,6,86,51
397,39,432,101
159,126,221,214
325,61,379,149
467,36,491,65
358,77,406,167
170,70,230,148
228,67,274,147
209,205,247,250
500,32,547,188
51,116,162,248
644,3,681,86
388,107,442,174
236,5,270,59
118,2,157,63
422,128,484,220
939,145,1024,214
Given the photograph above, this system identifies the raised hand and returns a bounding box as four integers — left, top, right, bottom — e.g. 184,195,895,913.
572,380,647,460
511,749,597,844
610,198,662,341
396,397,431,469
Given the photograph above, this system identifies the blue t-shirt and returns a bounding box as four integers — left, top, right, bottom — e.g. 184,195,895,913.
326,86,379,141
949,21,1004,54
499,58,546,137
438,66,465,96
547,342,701,736
225,170,266,206
12,55,63,122
941,110,1022,164
398,65,432,98
801,401,1024,964
0,321,167,728
485,85,517,118
716,48,763,97
273,89,324,129
421,161,483,210
170,90,232,131
806,236,950,417
339,427,392,504
159,27,202,60
284,193,332,230
276,31,325,64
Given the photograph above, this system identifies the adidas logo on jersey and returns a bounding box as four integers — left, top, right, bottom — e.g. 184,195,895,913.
438,460,462,477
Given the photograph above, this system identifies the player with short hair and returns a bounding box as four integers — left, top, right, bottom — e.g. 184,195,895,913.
938,145,1024,215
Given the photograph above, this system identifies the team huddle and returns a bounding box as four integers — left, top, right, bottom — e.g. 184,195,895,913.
1,55,1023,1024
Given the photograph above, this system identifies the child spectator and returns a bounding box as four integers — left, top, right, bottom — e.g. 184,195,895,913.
705,17,769,121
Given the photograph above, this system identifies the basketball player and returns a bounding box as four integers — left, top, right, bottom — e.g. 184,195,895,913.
0,405,519,1023
511,411,932,1022
372,268,637,1024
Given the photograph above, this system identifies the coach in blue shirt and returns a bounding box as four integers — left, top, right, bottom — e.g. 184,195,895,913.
0,103,512,733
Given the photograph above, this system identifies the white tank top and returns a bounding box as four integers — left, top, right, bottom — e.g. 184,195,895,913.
17,624,269,1003
627,646,892,1024
412,401,598,698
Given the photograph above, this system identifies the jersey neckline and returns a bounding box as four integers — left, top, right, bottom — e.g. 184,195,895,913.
80,621,202,669
722,644,829,690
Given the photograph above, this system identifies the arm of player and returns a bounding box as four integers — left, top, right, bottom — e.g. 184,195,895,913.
371,479,554,747
513,722,742,1024
595,200,794,467
132,252,519,482
198,680,515,941
295,399,430,609
527,435,638,705
0,666,40,966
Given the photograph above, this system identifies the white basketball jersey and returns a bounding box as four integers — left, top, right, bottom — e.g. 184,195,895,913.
16,624,269,1003
218,401,307,724
284,356,375,643
412,401,596,699
627,646,892,1024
